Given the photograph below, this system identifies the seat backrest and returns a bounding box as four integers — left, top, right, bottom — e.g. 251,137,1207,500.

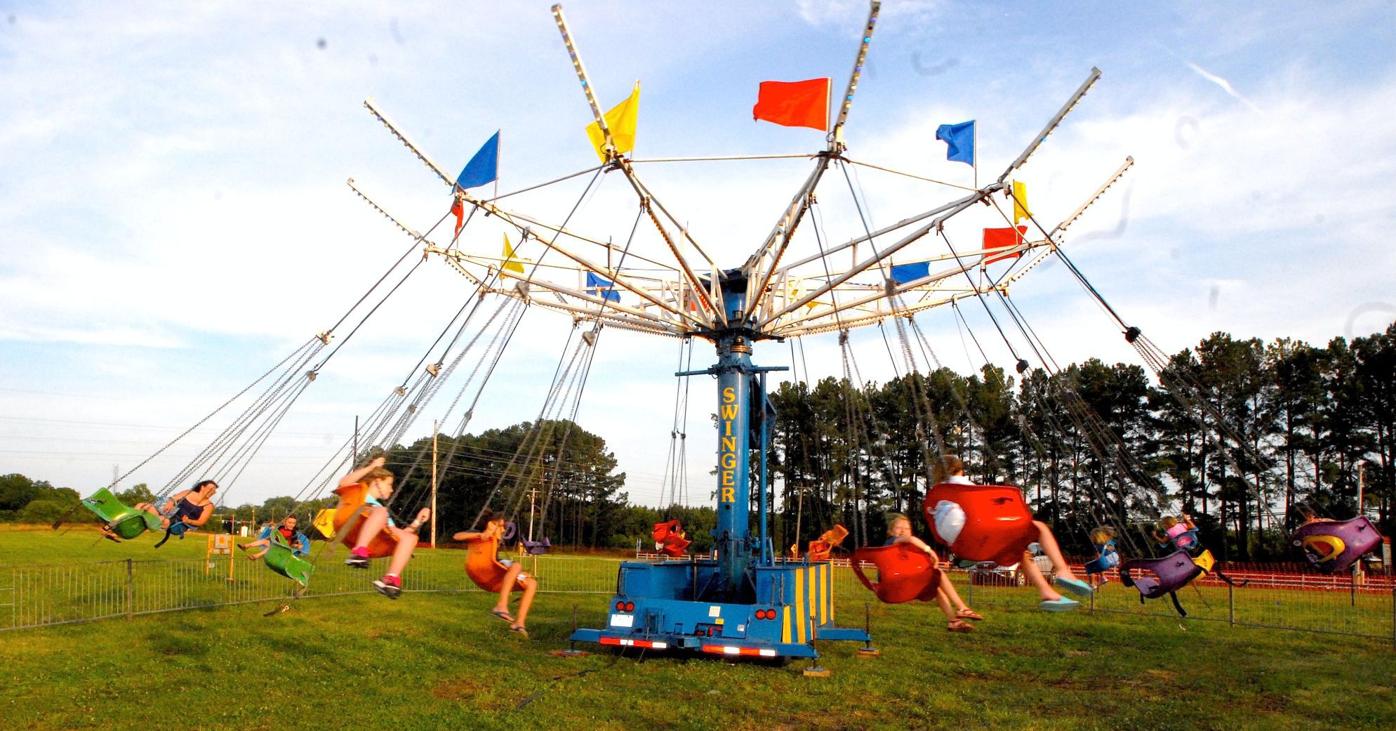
850,544,942,604
1294,517,1384,573
464,537,519,593
922,483,1038,566
331,483,399,559
1121,550,1202,599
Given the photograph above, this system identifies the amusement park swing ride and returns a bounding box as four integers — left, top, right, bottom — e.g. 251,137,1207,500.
73,1,1383,661
346,1,1125,659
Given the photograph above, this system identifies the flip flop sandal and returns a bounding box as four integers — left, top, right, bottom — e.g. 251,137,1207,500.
946,620,975,633
956,609,984,621
509,625,529,638
1056,577,1095,597
490,609,515,622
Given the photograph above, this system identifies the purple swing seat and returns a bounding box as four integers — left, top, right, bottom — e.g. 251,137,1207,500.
1120,550,1202,600
1293,517,1383,574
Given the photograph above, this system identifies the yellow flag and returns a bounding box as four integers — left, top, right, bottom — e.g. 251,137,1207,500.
1012,180,1031,223
585,82,640,162
502,233,526,274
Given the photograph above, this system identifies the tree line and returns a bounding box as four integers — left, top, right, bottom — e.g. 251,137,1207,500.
768,325,1395,560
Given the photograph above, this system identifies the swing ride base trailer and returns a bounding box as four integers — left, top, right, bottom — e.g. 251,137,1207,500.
571,558,869,659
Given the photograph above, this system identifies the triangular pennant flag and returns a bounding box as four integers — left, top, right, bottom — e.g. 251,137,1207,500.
586,82,641,162
501,233,526,274
935,120,975,166
1011,180,1031,223
586,271,622,302
982,225,1028,265
450,197,465,237
785,277,819,312
889,261,931,285
456,131,500,190
752,78,831,131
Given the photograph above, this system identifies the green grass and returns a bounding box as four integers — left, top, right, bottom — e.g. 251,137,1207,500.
2,526,1395,729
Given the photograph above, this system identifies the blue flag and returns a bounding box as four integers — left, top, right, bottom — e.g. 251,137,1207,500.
889,261,931,285
935,120,975,166
456,131,500,189
586,272,621,302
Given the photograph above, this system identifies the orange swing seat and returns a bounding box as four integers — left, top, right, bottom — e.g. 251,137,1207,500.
464,536,523,594
331,483,402,559
806,524,849,562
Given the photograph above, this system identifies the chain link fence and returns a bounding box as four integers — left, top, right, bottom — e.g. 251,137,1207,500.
2,551,1391,648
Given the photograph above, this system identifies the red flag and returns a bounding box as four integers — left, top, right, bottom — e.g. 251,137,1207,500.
982,225,1028,265
450,197,465,237
753,78,831,131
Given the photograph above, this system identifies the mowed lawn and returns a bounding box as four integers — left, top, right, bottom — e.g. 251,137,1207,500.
1,527,1394,729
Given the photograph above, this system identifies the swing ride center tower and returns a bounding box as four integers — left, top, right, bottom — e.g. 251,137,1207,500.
355,2,1120,660
572,271,870,659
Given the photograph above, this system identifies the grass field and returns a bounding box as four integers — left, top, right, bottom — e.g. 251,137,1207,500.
2,526,1395,729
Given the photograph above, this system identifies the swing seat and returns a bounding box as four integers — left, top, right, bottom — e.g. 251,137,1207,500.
521,537,551,555
154,519,198,548
922,483,1038,566
1084,551,1120,575
331,483,401,559
264,536,315,587
807,524,849,562
81,488,163,539
464,537,522,593
653,520,690,557
1190,548,1216,573
311,508,336,539
850,544,942,604
1120,550,1202,600
1293,517,1383,574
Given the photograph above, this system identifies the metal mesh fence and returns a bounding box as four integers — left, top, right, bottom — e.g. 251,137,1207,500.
2,551,1392,648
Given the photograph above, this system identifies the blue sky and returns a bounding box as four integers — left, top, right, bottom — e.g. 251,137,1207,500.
3,1,1395,510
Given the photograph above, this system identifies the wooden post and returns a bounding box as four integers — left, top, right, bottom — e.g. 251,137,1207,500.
431,419,439,548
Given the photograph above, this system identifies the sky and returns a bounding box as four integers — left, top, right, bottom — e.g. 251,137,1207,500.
2,1,1395,513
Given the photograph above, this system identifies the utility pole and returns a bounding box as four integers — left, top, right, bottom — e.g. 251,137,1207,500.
353,415,359,462
431,419,439,548
1358,462,1366,518
527,487,538,542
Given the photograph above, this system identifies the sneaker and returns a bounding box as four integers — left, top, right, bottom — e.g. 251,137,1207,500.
1039,597,1079,612
345,547,370,569
373,575,402,599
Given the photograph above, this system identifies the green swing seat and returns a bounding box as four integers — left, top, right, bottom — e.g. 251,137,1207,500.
81,488,164,540
263,535,315,587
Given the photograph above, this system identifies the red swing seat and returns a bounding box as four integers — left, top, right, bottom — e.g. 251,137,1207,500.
331,483,402,559
463,536,522,593
922,482,1038,566
851,543,943,604
653,519,691,557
